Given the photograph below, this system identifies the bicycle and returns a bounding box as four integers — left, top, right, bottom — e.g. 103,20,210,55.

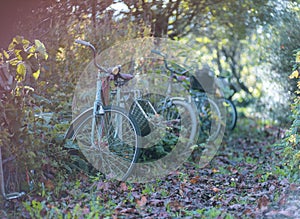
64,40,140,181
113,57,199,163
214,76,238,130
190,74,237,132
150,50,223,142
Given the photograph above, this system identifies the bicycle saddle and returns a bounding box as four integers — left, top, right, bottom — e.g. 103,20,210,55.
119,73,134,80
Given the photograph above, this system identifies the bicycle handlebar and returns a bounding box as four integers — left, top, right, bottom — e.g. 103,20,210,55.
151,49,166,58
75,39,133,82
75,39,107,73
75,39,92,47
151,49,190,76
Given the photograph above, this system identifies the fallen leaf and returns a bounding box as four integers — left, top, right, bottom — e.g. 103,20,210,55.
97,182,110,191
44,179,54,190
257,195,269,212
149,199,164,206
228,204,244,210
266,208,296,218
212,187,220,193
278,194,288,206
120,208,136,213
168,201,183,210
120,182,128,192
212,168,219,173
190,176,200,184
242,207,253,215
136,196,147,207
289,183,299,191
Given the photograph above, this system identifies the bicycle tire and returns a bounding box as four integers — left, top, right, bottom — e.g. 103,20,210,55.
65,106,140,181
136,93,198,163
194,95,222,141
172,99,198,145
220,98,237,130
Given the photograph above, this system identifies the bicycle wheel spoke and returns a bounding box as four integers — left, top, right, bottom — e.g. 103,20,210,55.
69,107,139,181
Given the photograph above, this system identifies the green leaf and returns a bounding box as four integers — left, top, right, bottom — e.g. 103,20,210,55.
34,39,48,60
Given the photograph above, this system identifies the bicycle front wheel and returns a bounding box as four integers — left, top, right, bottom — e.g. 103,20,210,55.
136,93,198,164
66,106,140,181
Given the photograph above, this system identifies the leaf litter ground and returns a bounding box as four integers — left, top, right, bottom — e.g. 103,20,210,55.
2,123,299,218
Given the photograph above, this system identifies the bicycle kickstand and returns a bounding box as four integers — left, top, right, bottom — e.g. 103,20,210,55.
0,147,25,200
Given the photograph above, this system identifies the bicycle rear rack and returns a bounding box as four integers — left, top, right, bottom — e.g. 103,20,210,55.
0,147,25,200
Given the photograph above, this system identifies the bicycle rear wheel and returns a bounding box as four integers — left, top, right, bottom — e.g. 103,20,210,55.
194,95,222,141
65,106,140,181
220,98,237,130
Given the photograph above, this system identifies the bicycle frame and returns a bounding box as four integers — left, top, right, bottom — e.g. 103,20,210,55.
74,40,135,145
151,50,193,104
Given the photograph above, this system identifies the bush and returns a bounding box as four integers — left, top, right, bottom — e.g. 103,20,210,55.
0,36,50,194
280,49,300,181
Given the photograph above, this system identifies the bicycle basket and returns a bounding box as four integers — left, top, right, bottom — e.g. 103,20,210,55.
190,75,204,92
129,99,154,137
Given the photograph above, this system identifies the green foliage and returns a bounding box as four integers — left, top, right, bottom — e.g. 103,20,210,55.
0,36,49,193
278,49,300,181
267,2,300,93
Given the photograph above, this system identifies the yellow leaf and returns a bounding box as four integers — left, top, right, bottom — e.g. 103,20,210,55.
22,39,30,47
297,81,300,89
294,151,300,160
289,134,296,143
296,51,300,63
289,70,299,79
17,63,26,79
32,69,40,80
212,168,219,173
3,50,9,59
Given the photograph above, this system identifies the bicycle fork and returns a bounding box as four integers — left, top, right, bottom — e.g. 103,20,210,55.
91,73,106,142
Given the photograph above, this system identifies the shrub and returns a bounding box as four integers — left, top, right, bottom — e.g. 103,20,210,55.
0,36,49,194
280,49,300,181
